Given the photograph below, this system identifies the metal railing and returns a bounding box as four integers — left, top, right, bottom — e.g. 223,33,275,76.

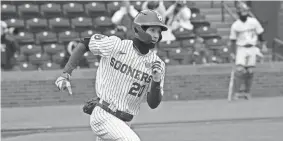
272,38,283,61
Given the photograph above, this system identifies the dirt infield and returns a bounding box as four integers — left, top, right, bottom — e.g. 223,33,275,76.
2,97,283,141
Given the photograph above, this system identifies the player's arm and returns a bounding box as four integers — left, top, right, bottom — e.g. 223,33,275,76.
253,18,268,52
147,61,165,109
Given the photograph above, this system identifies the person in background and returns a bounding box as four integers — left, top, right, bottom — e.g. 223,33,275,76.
142,1,176,42
111,0,139,39
165,1,194,31
1,21,19,71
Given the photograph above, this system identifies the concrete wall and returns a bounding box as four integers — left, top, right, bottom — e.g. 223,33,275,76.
2,63,283,108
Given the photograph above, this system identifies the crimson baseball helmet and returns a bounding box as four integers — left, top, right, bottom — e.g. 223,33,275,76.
132,10,168,43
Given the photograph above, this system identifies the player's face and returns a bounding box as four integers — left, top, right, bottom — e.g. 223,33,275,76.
145,26,161,43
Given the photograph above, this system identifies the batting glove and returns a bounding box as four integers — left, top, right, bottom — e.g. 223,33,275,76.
152,61,163,82
55,73,73,95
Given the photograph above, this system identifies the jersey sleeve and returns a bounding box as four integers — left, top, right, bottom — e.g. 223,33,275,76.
86,34,119,57
229,23,237,40
253,18,264,35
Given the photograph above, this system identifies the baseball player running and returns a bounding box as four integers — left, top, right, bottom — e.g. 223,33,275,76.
55,10,167,141
229,5,266,100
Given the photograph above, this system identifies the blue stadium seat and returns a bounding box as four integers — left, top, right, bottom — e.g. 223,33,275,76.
181,38,196,49
14,53,27,63
205,38,226,49
195,26,221,40
156,49,168,59
40,61,61,70
44,44,65,56
49,17,71,32
103,29,125,39
107,1,121,16
85,2,108,18
26,18,48,32
18,4,40,19
173,28,195,40
20,44,42,56
18,62,38,71
80,30,101,38
28,53,51,66
93,16,115,32
1,4,18,20
62,3,85,18
4,18,25,31
158,40,181,51
52,52,66,65
58,30,80,44
130,1,144,12
16,32,35,45
71,17,93,32
191,13,210,29
36,31,58,44
40,3,62,18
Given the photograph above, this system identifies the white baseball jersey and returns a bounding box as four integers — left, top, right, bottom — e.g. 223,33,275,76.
87,34,165,116
230,17,264,46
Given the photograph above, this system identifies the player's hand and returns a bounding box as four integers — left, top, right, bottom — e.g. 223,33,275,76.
55,73,73,95
152,61,163,82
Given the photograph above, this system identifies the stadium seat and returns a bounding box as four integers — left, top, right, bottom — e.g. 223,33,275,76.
103,29,125,39
49,17,71,32
1,4,18,20
62,3,85,18
29,53,51,66
40,3,62,18
52,52,67,65
20,44,42,56
15,32,35,45
40,61,61,70
168,48,191,60
58,30,80,44
107,1,121,16
195,26,220,40
44,44,65,55
26,18,48,32
4,18,25,30
84,52,99,63
18,4,40,19
130,1,144,12
156,49,168,59
173,28,195,40
93,16,115,32
190,13,210,29
205,38,226,49
14,53,27,63
158,40,181,51
71,17,93,32
89,61,100,68
85,2,108,18
36,31,58,44
18,62,38,71
181,38,196,49
163,58,180,66
190,7,200,14
80,30,101,38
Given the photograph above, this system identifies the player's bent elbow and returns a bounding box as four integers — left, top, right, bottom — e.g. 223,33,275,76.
147,93,162,109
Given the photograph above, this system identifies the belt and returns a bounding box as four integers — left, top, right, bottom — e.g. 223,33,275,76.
96,98,133,122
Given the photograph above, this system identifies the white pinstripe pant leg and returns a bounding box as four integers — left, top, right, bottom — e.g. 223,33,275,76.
90,106,140,141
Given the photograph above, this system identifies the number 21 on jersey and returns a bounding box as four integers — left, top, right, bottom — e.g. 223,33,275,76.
128,82,147,97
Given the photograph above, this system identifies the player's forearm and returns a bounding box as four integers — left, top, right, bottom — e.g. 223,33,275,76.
63,43,88,75
147,81,162,109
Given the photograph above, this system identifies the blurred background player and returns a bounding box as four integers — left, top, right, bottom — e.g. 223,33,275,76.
229,4,266,100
